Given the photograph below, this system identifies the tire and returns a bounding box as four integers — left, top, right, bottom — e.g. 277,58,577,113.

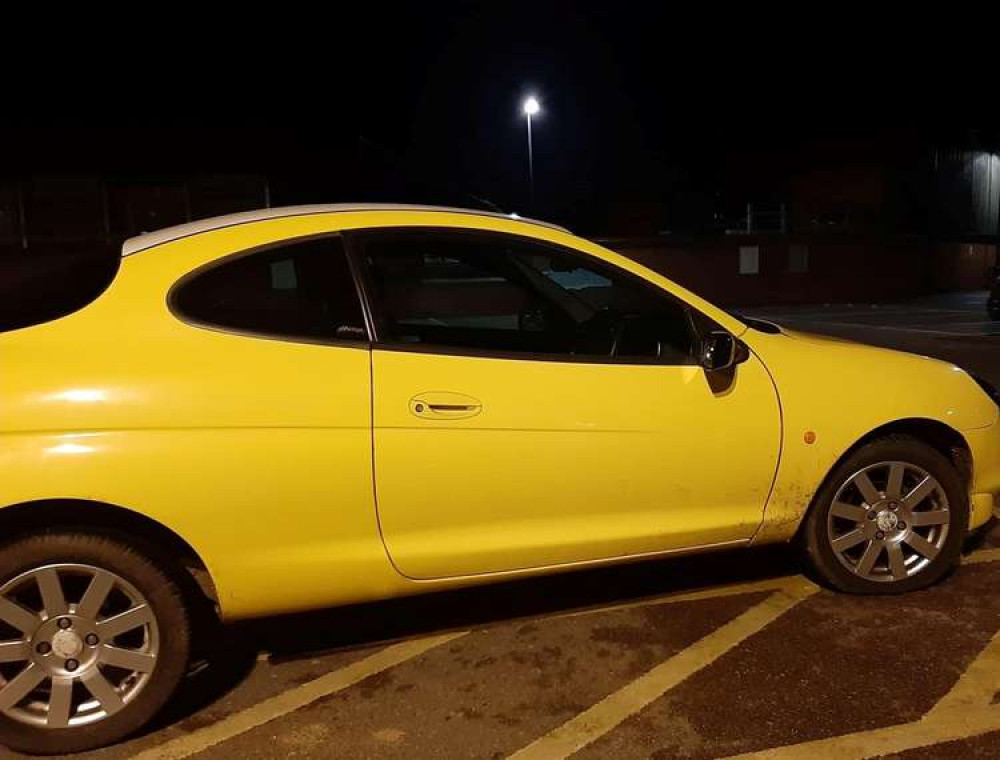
0,532,191,755
800,435,968,594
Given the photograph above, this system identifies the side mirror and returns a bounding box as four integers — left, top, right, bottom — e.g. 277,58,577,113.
699,331,748,372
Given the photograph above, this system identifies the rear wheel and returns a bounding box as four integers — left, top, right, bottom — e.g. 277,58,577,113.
801,436,968,593
0,533,191,755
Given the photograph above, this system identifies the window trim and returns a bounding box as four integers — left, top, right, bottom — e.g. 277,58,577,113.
166,232,372,349
344,227,714,366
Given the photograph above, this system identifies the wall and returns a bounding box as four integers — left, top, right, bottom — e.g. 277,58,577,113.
607,235,996,307
933,150,1000,237
0,175,268,331
930,242,998,292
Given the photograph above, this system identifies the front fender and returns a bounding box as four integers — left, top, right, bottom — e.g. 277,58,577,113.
744,329,996,543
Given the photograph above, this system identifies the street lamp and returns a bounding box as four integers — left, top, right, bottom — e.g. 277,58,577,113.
522,96,540,204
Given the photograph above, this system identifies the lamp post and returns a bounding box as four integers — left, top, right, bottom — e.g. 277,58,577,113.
522,96,540,205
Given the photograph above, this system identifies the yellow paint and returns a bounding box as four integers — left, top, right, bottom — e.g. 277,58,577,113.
727,629,1000,759
749,327,1000,543
128,631,466,760
728,709,1000,760
374,348,780,578
563,545,994,621
963,547,1000,565
509,582,818,760
1,208,999,620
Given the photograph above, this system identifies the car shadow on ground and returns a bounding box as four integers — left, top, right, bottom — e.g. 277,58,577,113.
143,543,800,733
244,544,800,659
965,516,999,552
139,516,1000,738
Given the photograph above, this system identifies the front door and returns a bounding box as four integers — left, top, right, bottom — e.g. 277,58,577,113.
353,229,781,579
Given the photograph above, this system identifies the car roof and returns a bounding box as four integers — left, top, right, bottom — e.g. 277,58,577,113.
121,203,570,257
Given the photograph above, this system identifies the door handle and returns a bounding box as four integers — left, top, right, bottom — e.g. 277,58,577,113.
409,392,482,420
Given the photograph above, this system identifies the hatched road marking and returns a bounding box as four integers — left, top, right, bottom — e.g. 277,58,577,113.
557,546,1000,621
129,631,468,760
124,547,1000,760
560,575,813,619
507,579,819,760
926,627,1000,720
724,628,1000,759
962,546,1000,565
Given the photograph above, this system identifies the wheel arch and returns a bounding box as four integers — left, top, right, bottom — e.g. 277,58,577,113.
0,498,219,607
841,418,972,487
792,416,972,543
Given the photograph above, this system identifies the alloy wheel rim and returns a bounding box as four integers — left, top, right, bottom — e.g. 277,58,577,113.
0,564,159,729
827,461,951,583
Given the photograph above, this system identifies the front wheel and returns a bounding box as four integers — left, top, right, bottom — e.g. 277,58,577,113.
0,533,191,755
801,435,968,594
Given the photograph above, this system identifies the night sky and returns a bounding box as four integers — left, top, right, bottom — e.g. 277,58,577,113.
1,4,995,233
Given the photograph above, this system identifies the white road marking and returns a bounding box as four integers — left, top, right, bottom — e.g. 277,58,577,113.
506,581,818,760
129,631,467,760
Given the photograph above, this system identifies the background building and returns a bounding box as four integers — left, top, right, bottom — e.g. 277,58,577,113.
1,127,998,330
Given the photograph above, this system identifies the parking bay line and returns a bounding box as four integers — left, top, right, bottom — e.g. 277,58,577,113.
507,581,819,760
963,546,1000,565
130,631,468,760
556,546,999,621
131,547,1000,760
925,625,1000,720
725,708,1000,760
558,575,814,619
724,627,1000,759
510,549,1000,759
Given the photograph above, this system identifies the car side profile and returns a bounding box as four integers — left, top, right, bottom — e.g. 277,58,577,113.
1,205,999,754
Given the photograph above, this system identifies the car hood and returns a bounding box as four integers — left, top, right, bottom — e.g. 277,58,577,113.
742,326,999,433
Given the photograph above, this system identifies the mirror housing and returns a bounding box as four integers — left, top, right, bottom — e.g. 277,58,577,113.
699,331,749,372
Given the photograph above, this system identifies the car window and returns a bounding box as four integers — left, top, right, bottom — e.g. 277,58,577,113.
355,230,695,363
171,236,367,343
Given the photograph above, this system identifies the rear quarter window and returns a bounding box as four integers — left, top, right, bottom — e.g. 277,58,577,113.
170,236,368,343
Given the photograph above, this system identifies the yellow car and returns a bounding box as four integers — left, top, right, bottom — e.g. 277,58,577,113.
1,204,998,753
